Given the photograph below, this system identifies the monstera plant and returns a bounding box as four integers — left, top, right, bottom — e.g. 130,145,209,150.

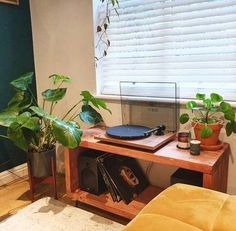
0,72,111,176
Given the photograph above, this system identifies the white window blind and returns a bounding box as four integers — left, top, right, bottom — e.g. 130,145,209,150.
93,0,236,100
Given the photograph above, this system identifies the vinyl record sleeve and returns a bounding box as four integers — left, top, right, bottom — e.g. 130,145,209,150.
97,155,121,202
102,154,149,204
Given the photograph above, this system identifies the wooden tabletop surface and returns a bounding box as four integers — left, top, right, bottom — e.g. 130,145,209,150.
78,127,229,174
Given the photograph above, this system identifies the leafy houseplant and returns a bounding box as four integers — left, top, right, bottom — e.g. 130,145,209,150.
0,72,111,176
179,93,236,146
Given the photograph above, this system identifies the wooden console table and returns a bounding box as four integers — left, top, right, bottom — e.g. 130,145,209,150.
64,127,229,219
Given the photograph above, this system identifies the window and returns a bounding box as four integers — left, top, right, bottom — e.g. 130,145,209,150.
93,0,236,101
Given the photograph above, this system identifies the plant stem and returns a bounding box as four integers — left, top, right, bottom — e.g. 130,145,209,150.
96,31,106,48
27,86,38,106
42,100,45,110
0,135,10,140
70,113,79,121
58,81,63,88
198,109,205,118
29,143,40,153
206,110,209,124
62,100,82,120
49,102,54,115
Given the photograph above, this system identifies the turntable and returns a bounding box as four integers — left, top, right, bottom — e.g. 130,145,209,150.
106,124,166,139
95,82,178,151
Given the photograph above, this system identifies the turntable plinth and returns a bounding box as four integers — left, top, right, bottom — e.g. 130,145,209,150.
95,131,176,151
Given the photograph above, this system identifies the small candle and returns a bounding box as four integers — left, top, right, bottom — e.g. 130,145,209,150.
190,140,201,155
177,132,190,149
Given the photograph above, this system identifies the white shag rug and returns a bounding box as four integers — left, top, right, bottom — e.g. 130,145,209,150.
0,197,124,231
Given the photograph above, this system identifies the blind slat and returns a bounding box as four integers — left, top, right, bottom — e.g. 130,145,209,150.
108,38,236,53
103,62,236,71
103,54,236,64
108,21,236,39
106,46,236,58
102,69,236,77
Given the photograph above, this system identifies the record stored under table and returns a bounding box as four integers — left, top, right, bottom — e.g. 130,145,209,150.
64,127,229,219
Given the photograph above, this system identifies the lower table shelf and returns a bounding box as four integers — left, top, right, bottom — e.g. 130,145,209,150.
68,185,163,219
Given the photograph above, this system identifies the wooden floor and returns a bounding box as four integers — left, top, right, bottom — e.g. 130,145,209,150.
0,174,129,225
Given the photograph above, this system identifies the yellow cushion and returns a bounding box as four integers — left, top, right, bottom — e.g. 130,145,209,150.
212,196,236,231
123,213,202,231
124,183,236,231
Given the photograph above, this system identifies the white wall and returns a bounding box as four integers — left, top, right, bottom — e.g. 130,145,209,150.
30,0,236,194
30,0,96,115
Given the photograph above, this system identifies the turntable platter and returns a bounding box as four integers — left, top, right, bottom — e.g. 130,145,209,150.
106,125,151,139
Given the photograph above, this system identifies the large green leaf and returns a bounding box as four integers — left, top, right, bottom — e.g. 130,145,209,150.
209,106,219,112
16,112,31,123
80,91,111,113
186,101,197,109
30,106,56,121
0,113,17,127
200,125,213,138
49,74,71,85
210,93,223,103
224,109,235,121
7,92,33,113
79,105,103,125
179,113,189,124
226,121,234,136
80,91,93,103
196,93,205,100
52,120,82,148
42,88,67,102
92,98,111,114
7,122,28,151
16,112,40,131
8,91,25,108
23,117,40,131
10,72,34,91
203,98,212,109
220,102,232,113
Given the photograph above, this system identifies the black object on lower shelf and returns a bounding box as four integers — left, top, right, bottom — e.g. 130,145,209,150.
97,153,149,204
170,168,203,187
78,150,106,195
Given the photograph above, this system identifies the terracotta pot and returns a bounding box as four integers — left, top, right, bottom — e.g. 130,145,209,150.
192,122,223,146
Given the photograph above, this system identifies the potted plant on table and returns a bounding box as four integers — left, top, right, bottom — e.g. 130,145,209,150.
179,93,236,148
0,72,111,177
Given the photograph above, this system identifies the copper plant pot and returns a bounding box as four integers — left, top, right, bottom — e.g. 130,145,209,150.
28,148,55,177
192,122,223,146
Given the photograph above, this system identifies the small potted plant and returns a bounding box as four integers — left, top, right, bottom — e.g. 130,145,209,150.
0,72,111,177
179,93,236,147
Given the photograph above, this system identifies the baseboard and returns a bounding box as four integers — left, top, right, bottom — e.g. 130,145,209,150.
0,163,28,186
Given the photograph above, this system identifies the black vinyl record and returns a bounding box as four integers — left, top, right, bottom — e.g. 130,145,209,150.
106,125,151,139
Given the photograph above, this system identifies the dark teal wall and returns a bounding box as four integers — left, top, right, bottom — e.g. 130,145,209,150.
0,0,36,172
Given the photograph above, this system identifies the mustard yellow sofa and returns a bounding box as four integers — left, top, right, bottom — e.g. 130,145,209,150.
124,183,236,231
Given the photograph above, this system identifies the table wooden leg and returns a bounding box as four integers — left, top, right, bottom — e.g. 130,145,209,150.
203,153,229,193
27,160,34,202
220,153,229,193
51,155,58,199
203,173,214,190
75,200,79,207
